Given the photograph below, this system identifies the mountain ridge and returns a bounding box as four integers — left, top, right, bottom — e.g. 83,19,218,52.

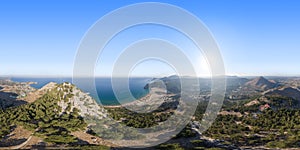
244,76,277,90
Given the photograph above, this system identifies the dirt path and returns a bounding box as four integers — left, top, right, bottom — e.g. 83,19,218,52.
71,131,117,147
0,136,32,149
0,126,40,149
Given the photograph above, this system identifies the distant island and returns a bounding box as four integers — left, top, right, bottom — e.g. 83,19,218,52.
1,76,300,149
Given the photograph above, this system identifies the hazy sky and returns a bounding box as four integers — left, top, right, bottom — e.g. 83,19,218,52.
1,0,300,77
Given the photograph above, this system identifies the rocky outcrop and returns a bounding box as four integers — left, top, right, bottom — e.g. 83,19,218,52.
54,82,107,118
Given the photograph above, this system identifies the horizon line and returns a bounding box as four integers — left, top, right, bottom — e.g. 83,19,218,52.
2,74,300,78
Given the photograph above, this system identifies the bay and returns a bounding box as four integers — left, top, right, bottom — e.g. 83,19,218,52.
11,77,151,105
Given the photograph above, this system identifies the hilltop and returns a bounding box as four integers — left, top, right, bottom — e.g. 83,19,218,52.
244,76,277,91
0,82,111,149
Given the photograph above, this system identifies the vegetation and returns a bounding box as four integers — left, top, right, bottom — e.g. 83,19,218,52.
86,117,145,140
203,100,300,148
107,107,172,128
0,84,86,144
156,143,184,150
1,80,300,149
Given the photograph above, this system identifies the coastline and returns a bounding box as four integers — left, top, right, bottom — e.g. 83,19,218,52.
102,87,169,110
102,93,152,109
103,105,122,108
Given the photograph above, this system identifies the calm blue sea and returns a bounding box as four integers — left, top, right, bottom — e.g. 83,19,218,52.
11,77,151,105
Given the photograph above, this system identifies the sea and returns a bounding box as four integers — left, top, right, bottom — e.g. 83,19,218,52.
10,77,151,106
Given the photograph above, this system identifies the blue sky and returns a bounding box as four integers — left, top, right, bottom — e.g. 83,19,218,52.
1,0,300,77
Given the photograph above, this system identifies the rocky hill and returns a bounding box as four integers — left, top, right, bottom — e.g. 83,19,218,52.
145,75,181,94
245,76,277,91
0,79,36,109
54,82,107,118
265,87,300,101
0,82,109,148
22,82,56,103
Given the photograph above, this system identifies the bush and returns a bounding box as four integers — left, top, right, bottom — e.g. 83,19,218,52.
157,143,184,150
